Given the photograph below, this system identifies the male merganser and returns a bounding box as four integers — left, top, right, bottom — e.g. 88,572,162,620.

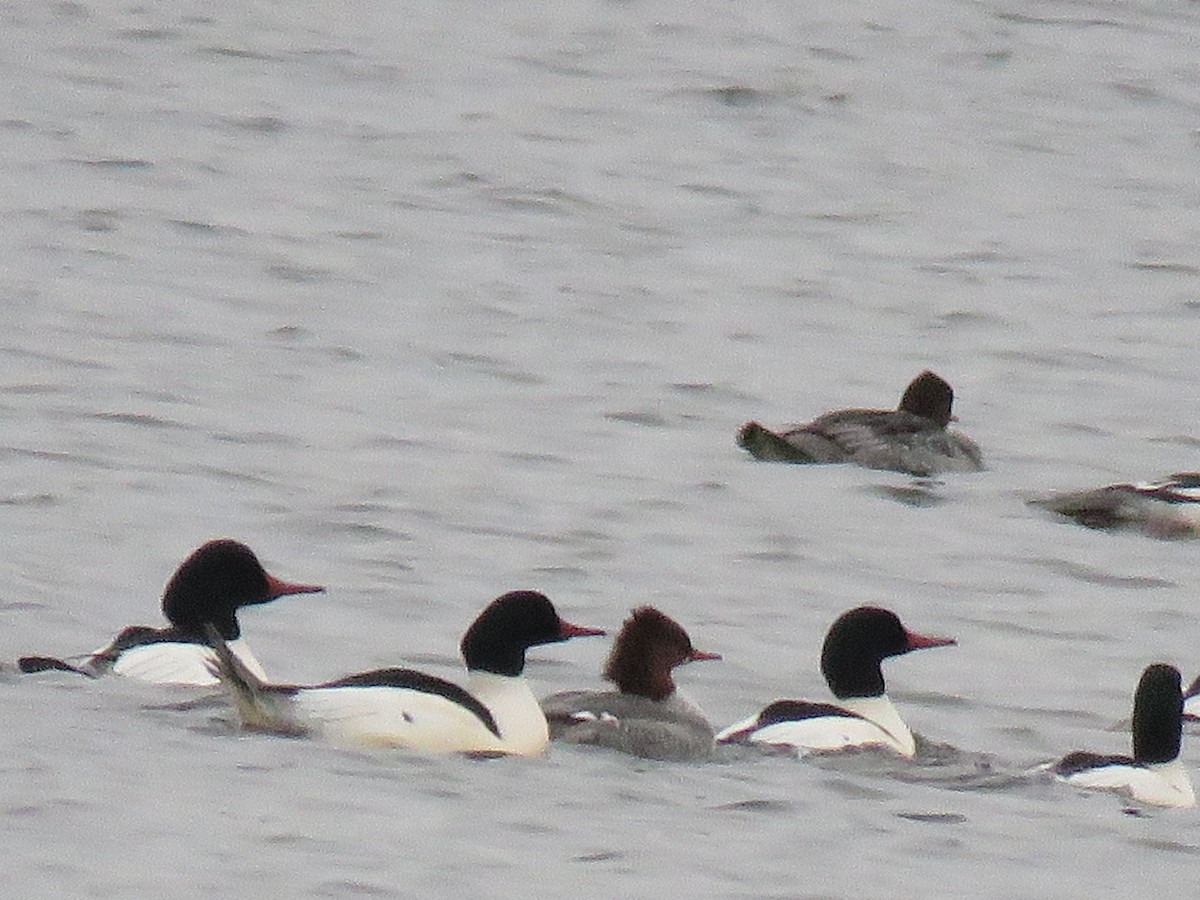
716,606,955,757
737,371,983,476
1051,664,1194,808
206,590,604,756
540,607,721,761
1029,474,1200,539
18,539,323,686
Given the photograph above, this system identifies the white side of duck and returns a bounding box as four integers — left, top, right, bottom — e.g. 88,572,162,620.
107,639,267,687
716,694,916,757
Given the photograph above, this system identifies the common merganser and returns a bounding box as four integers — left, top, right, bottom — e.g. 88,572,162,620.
737,371,983,477
206,590,604,756
1029,474,1200,539
18,539,323,686
716,606,955,757
540,607,721,761
1051,664,1194,808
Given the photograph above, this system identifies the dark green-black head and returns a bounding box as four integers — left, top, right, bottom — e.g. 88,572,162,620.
1132,663,1183,764
161,539,324,639
460,590,604,677
820,606,955,699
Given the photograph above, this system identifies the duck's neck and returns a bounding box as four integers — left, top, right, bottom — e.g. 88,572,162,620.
465,671,549,756
840,694,915,757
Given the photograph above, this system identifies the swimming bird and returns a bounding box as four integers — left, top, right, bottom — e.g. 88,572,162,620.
1051,663,1194,808
541,607,721,761
737,370,983,476
18,539,323,686
716,606,955,758
206,590,604,756
1029,474,1200,539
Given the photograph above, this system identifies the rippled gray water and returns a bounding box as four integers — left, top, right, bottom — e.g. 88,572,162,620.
4,1,1200,897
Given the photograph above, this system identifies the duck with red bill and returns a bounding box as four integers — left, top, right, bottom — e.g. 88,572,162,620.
717,606,955,758
19,539,323,686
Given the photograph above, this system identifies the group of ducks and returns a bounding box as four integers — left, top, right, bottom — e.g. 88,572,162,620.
735,370,1200,807
740,369,1200,537
12,371,1199,809
11,541,1198,807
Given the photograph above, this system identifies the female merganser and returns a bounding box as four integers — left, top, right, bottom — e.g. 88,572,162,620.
1051,664,1194,808
540,607,721,761
206,590,604,756
737,371,983,476
18,539,323,686
1029,474,1200,539
716,606,955,757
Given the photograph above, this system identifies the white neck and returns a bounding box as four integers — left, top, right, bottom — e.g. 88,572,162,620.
840,694,915,757
466,672,549,756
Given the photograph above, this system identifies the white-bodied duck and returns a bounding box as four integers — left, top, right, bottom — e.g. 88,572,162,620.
717,606,955,757
19,539,323,686
207,590,603,756
1051,663,1194,808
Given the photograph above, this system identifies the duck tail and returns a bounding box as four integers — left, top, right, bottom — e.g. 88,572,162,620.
737,422,817,462
203,623,306,736
17,656,93,676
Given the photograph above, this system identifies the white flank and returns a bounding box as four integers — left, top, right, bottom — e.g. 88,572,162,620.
109,639,268,687
1065,759,1196,809
717,694,916,758
290,672,549,757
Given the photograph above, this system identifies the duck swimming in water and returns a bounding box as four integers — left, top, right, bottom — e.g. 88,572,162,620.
716,606,955,758
206,590,604,756
541,607,721,761
737,371,983,477
1029,474,1200,539
1051,663,1194,808
18,539,323,686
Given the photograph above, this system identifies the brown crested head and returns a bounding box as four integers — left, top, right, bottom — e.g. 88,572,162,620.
897,371,955,428
602,607,719,701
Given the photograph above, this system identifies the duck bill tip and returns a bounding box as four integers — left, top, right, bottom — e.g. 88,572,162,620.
559,620,605,639
265,575,326,599
687,649,722,663
905,631,956,651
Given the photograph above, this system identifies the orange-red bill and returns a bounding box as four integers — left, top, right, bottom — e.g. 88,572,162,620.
904,630,956,651
558,620,605,639
265,574,326,600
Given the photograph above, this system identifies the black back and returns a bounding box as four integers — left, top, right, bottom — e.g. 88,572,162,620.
756,699,864,727
319,668,501,737
1053,750,1135,777
897,371,954,428
459,590,566,677
717,699,864,745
